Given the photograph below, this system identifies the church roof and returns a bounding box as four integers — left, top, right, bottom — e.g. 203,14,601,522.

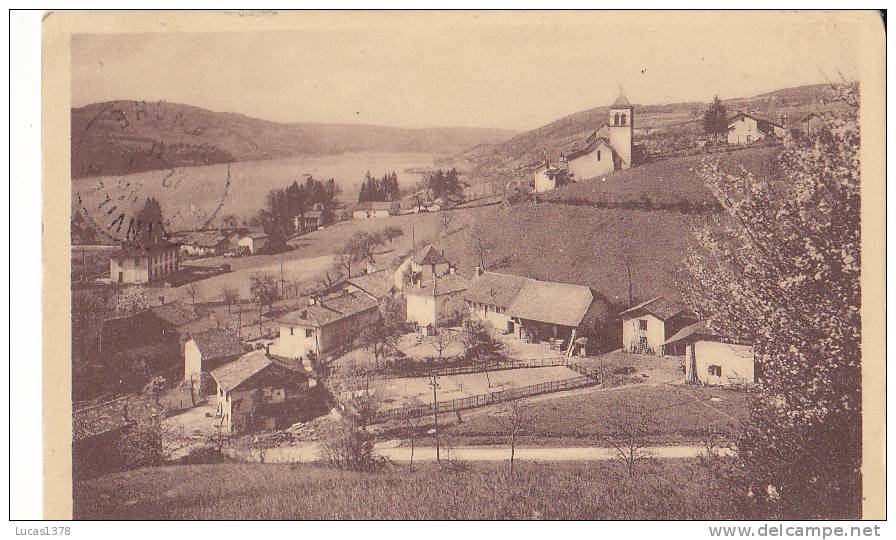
612,93,633,109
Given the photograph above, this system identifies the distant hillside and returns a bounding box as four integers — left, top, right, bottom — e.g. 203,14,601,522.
454,83,849,179
71,100,517,178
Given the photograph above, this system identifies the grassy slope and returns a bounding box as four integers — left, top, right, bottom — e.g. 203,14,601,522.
434,203,697,303
445,383,748,446
74,460,740,519
544,146,781,206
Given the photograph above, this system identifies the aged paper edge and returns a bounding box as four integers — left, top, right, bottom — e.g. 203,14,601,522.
40,10,887,520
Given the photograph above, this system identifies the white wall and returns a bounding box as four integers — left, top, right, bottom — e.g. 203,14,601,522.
621,314,666,355
184,339,202,382
109,255,148,284
533,169,556,193
270,322,318,359
567,143,616,181
693,340,754,386
727,116,763,145
407,292,436,328
467,301,512,332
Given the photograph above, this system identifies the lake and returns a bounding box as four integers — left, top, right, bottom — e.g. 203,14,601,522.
72,152,442,233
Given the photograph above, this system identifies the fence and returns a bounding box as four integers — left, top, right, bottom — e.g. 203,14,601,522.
369,374,597,424
380,356,571,379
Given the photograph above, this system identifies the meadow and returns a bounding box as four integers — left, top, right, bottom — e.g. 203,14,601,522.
444,383,748,446
74,459,741,520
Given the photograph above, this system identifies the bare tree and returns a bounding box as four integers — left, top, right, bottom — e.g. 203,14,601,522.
335,363,383,430
604,403,654,478
439,211,455,237
495,399,535,478
186,282,199,307
220,285,240,314
428,327,455,363
468,212,495,270
403,397,424,472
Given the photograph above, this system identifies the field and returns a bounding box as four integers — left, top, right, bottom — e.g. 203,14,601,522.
72,151,442,232
544,146,781,207
378,366,584,410
444,383,749,446
73,460,741,519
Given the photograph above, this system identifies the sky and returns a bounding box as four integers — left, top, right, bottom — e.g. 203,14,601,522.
70,11,865,131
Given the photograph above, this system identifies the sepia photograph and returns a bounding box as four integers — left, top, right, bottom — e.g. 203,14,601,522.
28,9,886,524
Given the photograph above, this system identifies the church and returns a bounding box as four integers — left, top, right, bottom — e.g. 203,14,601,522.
533,92,635,193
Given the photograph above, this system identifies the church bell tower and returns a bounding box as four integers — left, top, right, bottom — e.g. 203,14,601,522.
608,92,634,169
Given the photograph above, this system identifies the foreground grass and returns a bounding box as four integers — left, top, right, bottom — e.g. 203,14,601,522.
75,459,741,520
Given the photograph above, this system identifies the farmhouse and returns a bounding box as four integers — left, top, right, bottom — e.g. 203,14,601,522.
238,231,269,254
180,231,229,257
464,270,610,352
184,328,248,391
405,273,470,332
102,300,218,384
726,110,786,145
109,238,180,284
619,296,699,356
664,321,755,387
294,205,332,231
352,201,396,219
210,351,310,434
270,290,381,361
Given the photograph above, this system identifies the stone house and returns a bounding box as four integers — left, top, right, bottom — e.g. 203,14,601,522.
619,296,699,356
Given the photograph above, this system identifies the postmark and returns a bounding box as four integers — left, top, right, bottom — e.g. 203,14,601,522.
72,99,232,243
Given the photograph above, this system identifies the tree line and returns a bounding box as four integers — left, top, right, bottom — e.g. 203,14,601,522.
258,176,341,252
358,171,400,203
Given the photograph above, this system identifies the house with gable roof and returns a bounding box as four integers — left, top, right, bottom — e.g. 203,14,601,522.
619,296,699,356
726,110,786,145
464,269,610,353
269,290,381,361
210,350,310,433
183,328,249,391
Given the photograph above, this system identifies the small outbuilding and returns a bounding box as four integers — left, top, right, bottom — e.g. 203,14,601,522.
664,321,755,387
618,297,699,356
184,329,249,392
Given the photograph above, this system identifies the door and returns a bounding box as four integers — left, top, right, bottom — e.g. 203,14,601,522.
506,321,514,334
117,271,123,283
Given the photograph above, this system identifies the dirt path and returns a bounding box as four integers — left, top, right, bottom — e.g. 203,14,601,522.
223,441,726,464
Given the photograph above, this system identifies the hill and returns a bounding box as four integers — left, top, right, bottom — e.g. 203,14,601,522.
71,100,517,178
542,146,781,208
454,83,848,179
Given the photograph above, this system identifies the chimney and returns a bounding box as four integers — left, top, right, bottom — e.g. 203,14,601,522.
475,266,484,278
264,343,270,355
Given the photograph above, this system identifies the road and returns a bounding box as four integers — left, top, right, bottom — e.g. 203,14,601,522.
222,441,727,464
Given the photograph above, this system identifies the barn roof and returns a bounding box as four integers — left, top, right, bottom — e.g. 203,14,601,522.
72,395,162,442
354,201,394,211
463,271,530,308
663,321,718,345
150,301,202,328
210,350,273,392
277,291,380,327
564,136,617,162
346,269,395,300
619,297,694,321
508,280,595,327
189,328,247,360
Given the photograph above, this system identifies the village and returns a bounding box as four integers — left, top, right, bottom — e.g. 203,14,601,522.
68,91,826,480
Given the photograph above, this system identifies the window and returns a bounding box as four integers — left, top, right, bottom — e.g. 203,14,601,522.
614,113,620,125
638,319,648,331
305,329,314,338
597,150,601,161
289,327,294,336
709,365,722,377
621,114,627,126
